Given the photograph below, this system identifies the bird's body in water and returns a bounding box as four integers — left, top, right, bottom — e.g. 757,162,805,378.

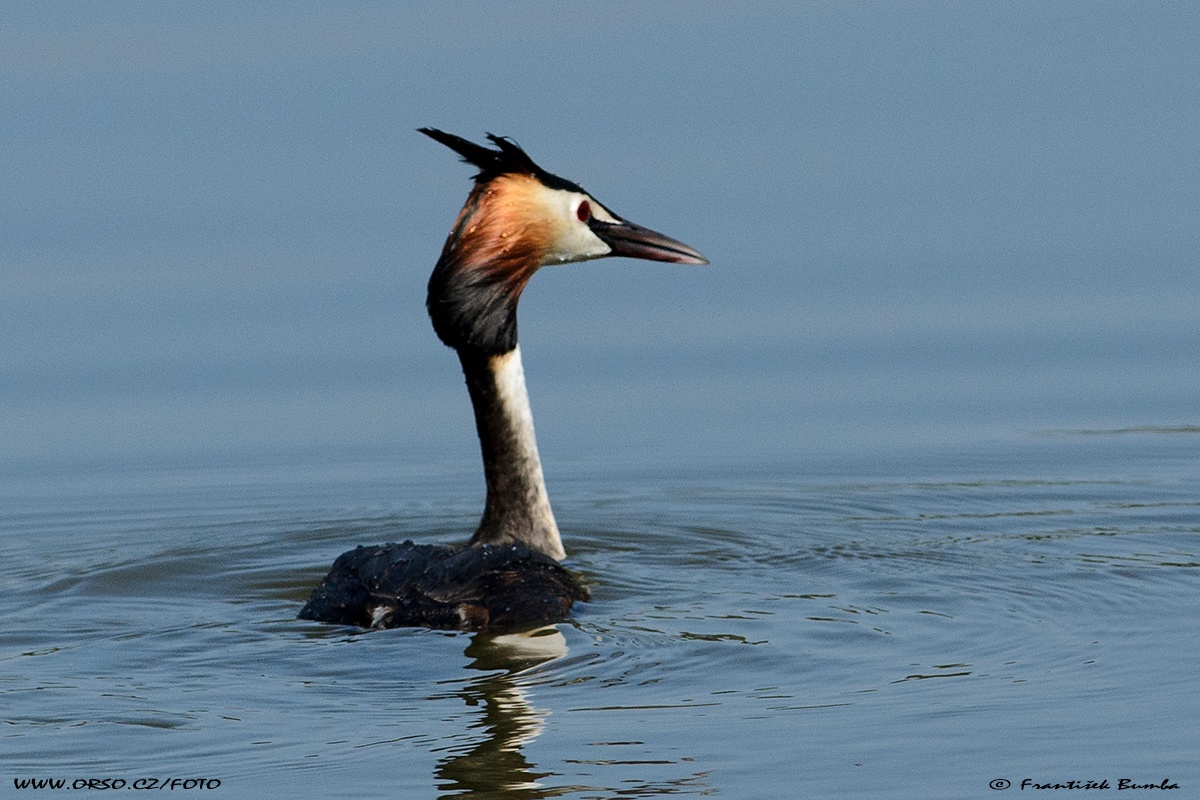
300,129,706,632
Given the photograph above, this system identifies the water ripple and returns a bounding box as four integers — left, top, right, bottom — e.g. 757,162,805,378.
3,447,1199,797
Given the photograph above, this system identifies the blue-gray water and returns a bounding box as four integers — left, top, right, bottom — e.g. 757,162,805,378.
4,4,1200,798
5,437,1199,798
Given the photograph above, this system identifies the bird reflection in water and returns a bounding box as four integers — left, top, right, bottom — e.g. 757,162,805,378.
432,627,716,799
434,625,567,799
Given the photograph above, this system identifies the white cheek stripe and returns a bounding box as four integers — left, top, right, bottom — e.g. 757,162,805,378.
589,201,620,223
536,185,614,265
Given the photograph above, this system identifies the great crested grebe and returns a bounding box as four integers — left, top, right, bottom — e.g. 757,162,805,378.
299,129,707,631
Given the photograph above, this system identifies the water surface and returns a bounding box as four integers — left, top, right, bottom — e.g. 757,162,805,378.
4,430,1197,798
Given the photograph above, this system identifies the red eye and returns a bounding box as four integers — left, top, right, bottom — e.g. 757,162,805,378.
576,199,591,222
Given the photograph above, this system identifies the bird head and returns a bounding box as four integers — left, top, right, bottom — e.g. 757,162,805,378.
421,128,707,354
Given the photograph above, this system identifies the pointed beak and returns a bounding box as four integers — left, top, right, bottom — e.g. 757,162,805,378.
589,218,708,265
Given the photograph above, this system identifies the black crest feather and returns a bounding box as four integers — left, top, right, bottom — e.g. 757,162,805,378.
419,128,585,193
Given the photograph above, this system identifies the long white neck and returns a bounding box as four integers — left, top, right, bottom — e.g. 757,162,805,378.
460,345,565,560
